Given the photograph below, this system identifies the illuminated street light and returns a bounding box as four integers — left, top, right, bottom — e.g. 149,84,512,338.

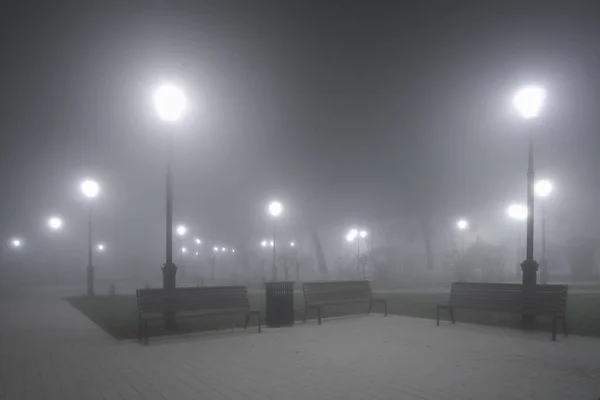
456,219,469,231
290,241,295,247
153,83,188,298
97,243,105,252
195,251,199,256
513,86,546,119
535,179,553,198
270,240,274,247
535,179,554,284
80,178,101,296
346,229,358,242
182,247,187,253
221,247,227,252
80,179,100,199
507,203,528,221
153,84,187,122
195,238,201,245
261,240,268,248
176,225,187,236
213,246,219,252
513,85,546,299
48,216,64,231
232,248,236,253
359,230,368,239
267,200,283,217
345,227,369,277
11,238,22,248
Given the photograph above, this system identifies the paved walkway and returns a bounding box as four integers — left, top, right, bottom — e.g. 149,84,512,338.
1,287,599,399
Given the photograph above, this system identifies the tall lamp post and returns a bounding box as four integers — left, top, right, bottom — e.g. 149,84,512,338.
80,179,100,296
456,219,469,254
513,85,545,289
267,200,283,280
535,179,553,284
153,83,186,290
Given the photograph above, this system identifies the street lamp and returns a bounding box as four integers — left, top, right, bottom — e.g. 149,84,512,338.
267,200,283,280
513,85,545,291
10,238,22,248
153,83,187,291
48,216,64,231
80,178,100,296
346,227,368,277
456,219,469,253
290,241,295,247
97,243,105,252
195,238,201,245
535,179,554,284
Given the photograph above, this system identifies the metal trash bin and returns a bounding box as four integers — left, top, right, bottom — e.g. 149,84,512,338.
264,281,295,327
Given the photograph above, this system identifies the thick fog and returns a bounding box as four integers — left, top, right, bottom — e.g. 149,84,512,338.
1,2,600,290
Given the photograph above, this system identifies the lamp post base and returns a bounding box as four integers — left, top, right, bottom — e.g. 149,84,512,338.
520,259,539,325
161,263,178,329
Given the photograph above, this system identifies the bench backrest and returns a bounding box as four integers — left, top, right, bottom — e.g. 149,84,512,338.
303,280,373,305
136,286,251,314
448,282,567,315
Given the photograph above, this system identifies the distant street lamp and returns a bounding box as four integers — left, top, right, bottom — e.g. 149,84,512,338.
456,218,469,253
513,85,545,292
48,216,64,231
176,225,187,263
80,178,100,296
267,200,283,280
535,179,554,284
195,238,201,245
153,83,187,291
346,227,368,277
10,238,22,248
290,241,295,247
97,243,105,252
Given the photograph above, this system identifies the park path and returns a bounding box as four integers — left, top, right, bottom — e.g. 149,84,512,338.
1,285,600,400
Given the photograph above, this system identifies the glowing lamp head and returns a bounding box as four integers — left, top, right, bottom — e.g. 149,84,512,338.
176,225,187,236
153,84,186,122
195,238,201,245
268,200,283,218
48,216,63,230
535,179,553,198
195,251,199,255
221,247,227,252
80,179,100,199
213,246,219,252
346,229,358,242
11,238,22,248
261,240,268,248
181,247,187,253
507,204,528,221
97,243,105,252
359,230,368,239
513,86,545,119
290,241,295,247
232,248,236,253
270,240,274,247
456,219,469,230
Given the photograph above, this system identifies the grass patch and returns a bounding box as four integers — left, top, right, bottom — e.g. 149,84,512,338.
67,291,600,340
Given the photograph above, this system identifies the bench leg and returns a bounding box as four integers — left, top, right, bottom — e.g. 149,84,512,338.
552,317,557,341
317,307,322,325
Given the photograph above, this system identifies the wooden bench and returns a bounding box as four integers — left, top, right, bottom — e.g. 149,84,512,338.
437,282,568,341
136,286,261,343
302,280,387,325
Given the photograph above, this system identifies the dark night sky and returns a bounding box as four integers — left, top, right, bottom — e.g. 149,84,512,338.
1,1,600,267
